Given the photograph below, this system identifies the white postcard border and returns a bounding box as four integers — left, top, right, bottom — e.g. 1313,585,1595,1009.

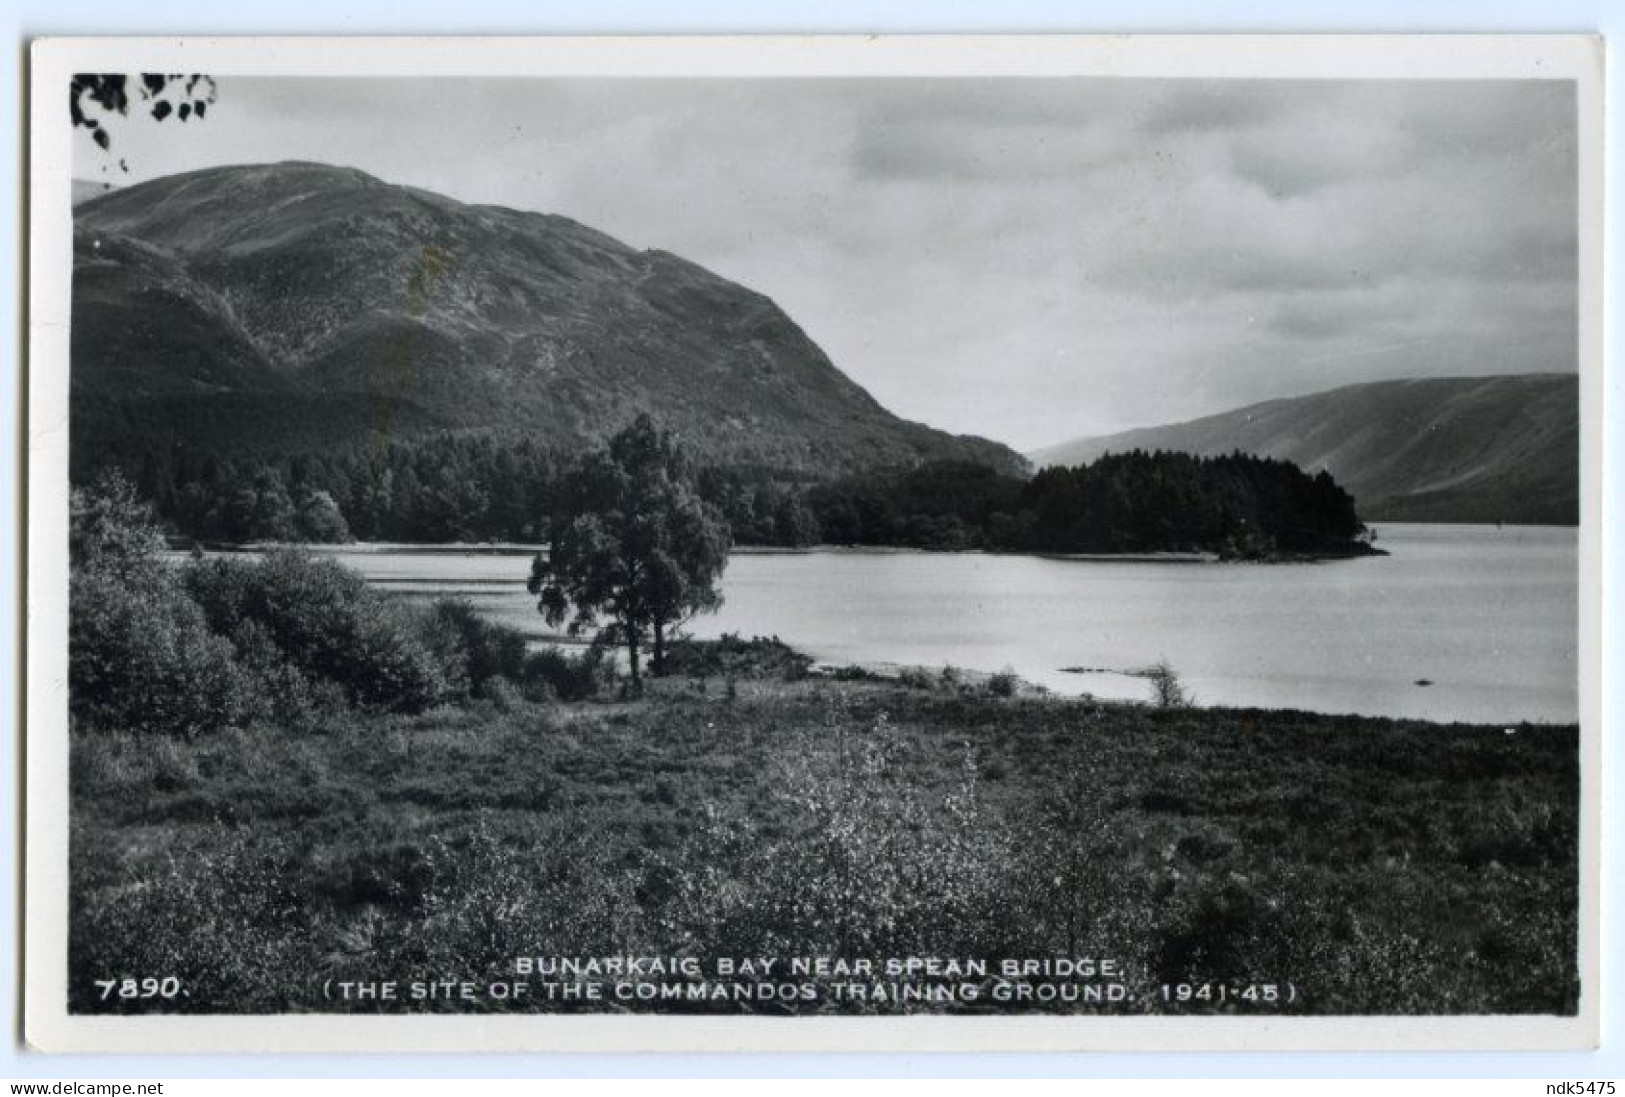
24,33,1606,1054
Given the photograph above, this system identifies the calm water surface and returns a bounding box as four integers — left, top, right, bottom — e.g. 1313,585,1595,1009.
309,523,1577,725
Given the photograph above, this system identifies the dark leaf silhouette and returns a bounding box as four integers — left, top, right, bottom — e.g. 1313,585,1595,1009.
71,72,216,160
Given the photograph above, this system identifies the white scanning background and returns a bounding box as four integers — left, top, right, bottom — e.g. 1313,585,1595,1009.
4,1,1621,1088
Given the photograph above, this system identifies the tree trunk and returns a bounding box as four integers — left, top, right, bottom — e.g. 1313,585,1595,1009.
652,619,665,677
627,630,641,686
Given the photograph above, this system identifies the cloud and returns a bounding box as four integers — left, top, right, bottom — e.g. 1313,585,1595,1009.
1138,81,1304,135
74,75,1580,449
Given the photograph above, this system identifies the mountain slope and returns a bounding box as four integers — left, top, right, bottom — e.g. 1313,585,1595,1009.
1029,375,1578,524
72,161,1025,477
72,178,119,206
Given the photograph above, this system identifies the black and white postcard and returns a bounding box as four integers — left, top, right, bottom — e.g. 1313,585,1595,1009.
25,35,1603,1052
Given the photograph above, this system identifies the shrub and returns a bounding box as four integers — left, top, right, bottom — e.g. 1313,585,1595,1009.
481,675,523,713
420,598,529,699
1147,660,1193,708
344,609,456,713
68,473,261,736
69,568,258,737
225,618,344,732
412,603,473,700
520,645,605,702
661,633,813,681
184,550,451,713
896,666,936,691
987,667,1019,698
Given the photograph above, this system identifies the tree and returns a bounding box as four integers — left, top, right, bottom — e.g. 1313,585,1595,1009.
1147,659,1193,708
69,469,168,583
68,472,256,736
71,74,217,162
295,488,352,543
527,415,731,687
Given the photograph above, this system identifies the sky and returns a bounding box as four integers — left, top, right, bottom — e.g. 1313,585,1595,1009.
73,76,1579,451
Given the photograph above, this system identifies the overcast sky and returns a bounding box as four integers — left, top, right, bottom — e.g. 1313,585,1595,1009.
74,77,1578,451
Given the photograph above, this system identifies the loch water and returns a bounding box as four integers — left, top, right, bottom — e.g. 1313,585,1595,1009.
306,523,1578,725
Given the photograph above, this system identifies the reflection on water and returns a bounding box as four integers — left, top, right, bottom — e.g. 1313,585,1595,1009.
289,523,1577,724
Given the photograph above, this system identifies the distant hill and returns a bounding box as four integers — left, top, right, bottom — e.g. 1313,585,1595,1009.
71,161,1026,479
1029,375,1578,525
72,178,119,205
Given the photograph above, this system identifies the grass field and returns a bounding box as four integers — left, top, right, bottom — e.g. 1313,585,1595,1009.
69,656,1579,1016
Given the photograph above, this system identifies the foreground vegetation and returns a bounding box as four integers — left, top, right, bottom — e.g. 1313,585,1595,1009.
66,475,1576,1017
71,659,1577,1016
69,474,611,740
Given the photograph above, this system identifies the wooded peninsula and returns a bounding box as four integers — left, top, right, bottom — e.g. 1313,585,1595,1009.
84,436,1378,561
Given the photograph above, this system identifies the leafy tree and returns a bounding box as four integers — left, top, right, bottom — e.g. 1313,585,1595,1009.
71,73,216,159
295,488,352,543
68,472,256,736
184,549,451,713
527,415,731,686
69,470,168,583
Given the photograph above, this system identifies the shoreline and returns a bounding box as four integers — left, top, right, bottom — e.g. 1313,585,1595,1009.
172,539,1386,563
674,640,1577,728
166,517,1580,560
169,541,1569,726
798,659,1573,727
